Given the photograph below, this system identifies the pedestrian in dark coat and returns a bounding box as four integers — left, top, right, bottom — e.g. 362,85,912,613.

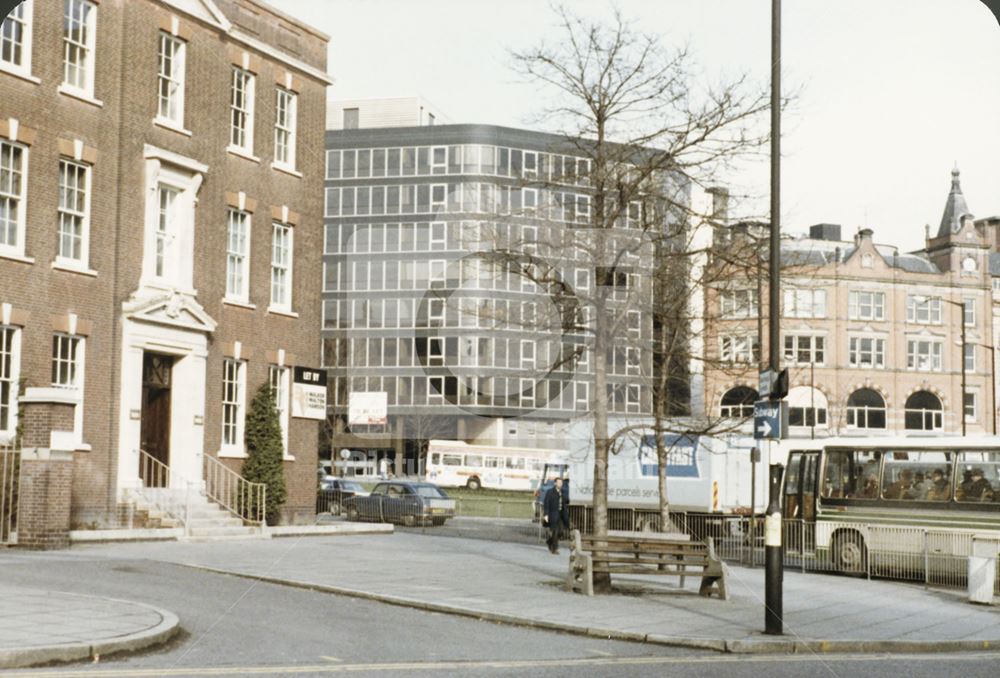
543,478,570,554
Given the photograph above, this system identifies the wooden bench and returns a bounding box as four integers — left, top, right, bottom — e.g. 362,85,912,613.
566,529,729,599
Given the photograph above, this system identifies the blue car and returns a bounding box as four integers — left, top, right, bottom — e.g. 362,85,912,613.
345,481,456,526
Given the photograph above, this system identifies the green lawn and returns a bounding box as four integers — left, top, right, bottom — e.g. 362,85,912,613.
350,481,535,519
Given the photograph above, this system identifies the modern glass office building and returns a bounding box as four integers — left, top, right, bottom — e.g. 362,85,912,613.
322,124,668,473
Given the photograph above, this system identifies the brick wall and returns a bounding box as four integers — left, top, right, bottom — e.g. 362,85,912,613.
17,455,73,550
0,0,327,527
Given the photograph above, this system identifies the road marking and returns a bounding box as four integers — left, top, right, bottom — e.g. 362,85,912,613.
587,649,615,657
320,656,341,663
12,652,1000,676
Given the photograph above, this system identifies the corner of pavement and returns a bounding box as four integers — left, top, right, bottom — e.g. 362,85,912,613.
75,530,1000,656
0,584,180,670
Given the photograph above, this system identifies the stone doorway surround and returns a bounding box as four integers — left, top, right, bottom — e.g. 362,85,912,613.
117,290,216,498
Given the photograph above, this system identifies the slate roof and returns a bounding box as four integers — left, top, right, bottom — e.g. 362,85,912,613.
937,167,971,238
779,239,941,273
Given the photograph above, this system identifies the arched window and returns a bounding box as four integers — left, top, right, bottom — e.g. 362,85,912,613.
905,391,942,431
721,386,758,418
847,388,886,429
787,386,828,428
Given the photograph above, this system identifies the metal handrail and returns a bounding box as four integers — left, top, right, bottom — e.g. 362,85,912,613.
135,449,190,532
203,454,266,526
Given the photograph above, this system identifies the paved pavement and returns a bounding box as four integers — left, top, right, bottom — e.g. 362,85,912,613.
0,584,178,669
74,531,1000,654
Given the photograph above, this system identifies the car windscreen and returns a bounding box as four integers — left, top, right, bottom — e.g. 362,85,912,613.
341,482,364,492
413,485,446,498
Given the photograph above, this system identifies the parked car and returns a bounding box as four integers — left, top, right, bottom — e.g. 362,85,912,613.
317,477,368,515
344,481,456,526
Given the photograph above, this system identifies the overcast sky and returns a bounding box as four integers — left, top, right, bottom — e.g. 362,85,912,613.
272,0,1000,253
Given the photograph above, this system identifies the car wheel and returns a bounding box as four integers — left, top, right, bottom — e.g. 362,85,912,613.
403,514,416,527
346,507,359,522
466,477,481,491
330,502,342,516
432,518,446,527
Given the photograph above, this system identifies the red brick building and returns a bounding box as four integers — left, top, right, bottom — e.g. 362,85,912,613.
0,0,330,525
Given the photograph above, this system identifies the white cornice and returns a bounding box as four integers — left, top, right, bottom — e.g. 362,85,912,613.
143,144,209,174
229,29,334,85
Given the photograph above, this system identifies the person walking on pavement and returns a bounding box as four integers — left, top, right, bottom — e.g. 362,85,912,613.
543,477,570,554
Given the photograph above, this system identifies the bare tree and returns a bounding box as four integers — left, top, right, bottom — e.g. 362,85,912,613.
509,5,772,590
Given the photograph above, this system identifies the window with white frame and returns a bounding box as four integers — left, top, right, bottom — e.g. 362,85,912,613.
848,290,886,321
221,358,245,452
0,327,19,439
963,298,976,326
0,140,26,255
229,67,255,152
965,392,977,422
51,332,85,445
225,209,250,301
965,343,976,372
52,334,80,388
719,288,758,319
269,364,290,456
906,295,941,324
57,159,90,265
626,310,640,338
520,378,535,408
270,222,292,309
156,32,185,125
0,0,32,75
783,335,825,365
783,288,826,318
274,87,297,168
62,0,96,95
848,336,885,368
154,184,179,279
521,340,535,369
906,339,943,371
720,335,759,364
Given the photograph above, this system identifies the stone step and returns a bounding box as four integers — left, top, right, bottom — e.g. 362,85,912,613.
186,525,261,538
186,516,245,529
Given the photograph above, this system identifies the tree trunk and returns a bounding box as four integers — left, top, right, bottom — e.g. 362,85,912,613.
591,293,612,592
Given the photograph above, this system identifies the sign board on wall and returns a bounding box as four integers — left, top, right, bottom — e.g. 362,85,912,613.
291,367,327,420
349,392,388,426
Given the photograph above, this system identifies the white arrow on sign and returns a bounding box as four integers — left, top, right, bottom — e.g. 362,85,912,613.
756,419,773,437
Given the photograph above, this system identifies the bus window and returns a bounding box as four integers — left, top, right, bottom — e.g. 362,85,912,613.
485,456,500,468
530,460,544,472
783,453,802,519
442,454,462,466
956,451,999,503
430,453,440,465
464,454,483,467
506,457,525,470
881,451,952,501
822,449,880,499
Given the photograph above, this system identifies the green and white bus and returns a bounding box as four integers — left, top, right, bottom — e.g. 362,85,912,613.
779,436,1000,574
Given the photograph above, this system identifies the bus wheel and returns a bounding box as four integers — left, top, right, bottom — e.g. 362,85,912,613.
466,477,481,491
832,531,867,575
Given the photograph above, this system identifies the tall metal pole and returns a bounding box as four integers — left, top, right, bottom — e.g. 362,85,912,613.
961,302,967,437
991,344,996,435
764,0,784,637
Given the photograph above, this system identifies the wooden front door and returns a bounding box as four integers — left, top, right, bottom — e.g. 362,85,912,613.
139,353,173,487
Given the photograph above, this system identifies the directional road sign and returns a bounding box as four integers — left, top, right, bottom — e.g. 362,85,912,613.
753,399,787,440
